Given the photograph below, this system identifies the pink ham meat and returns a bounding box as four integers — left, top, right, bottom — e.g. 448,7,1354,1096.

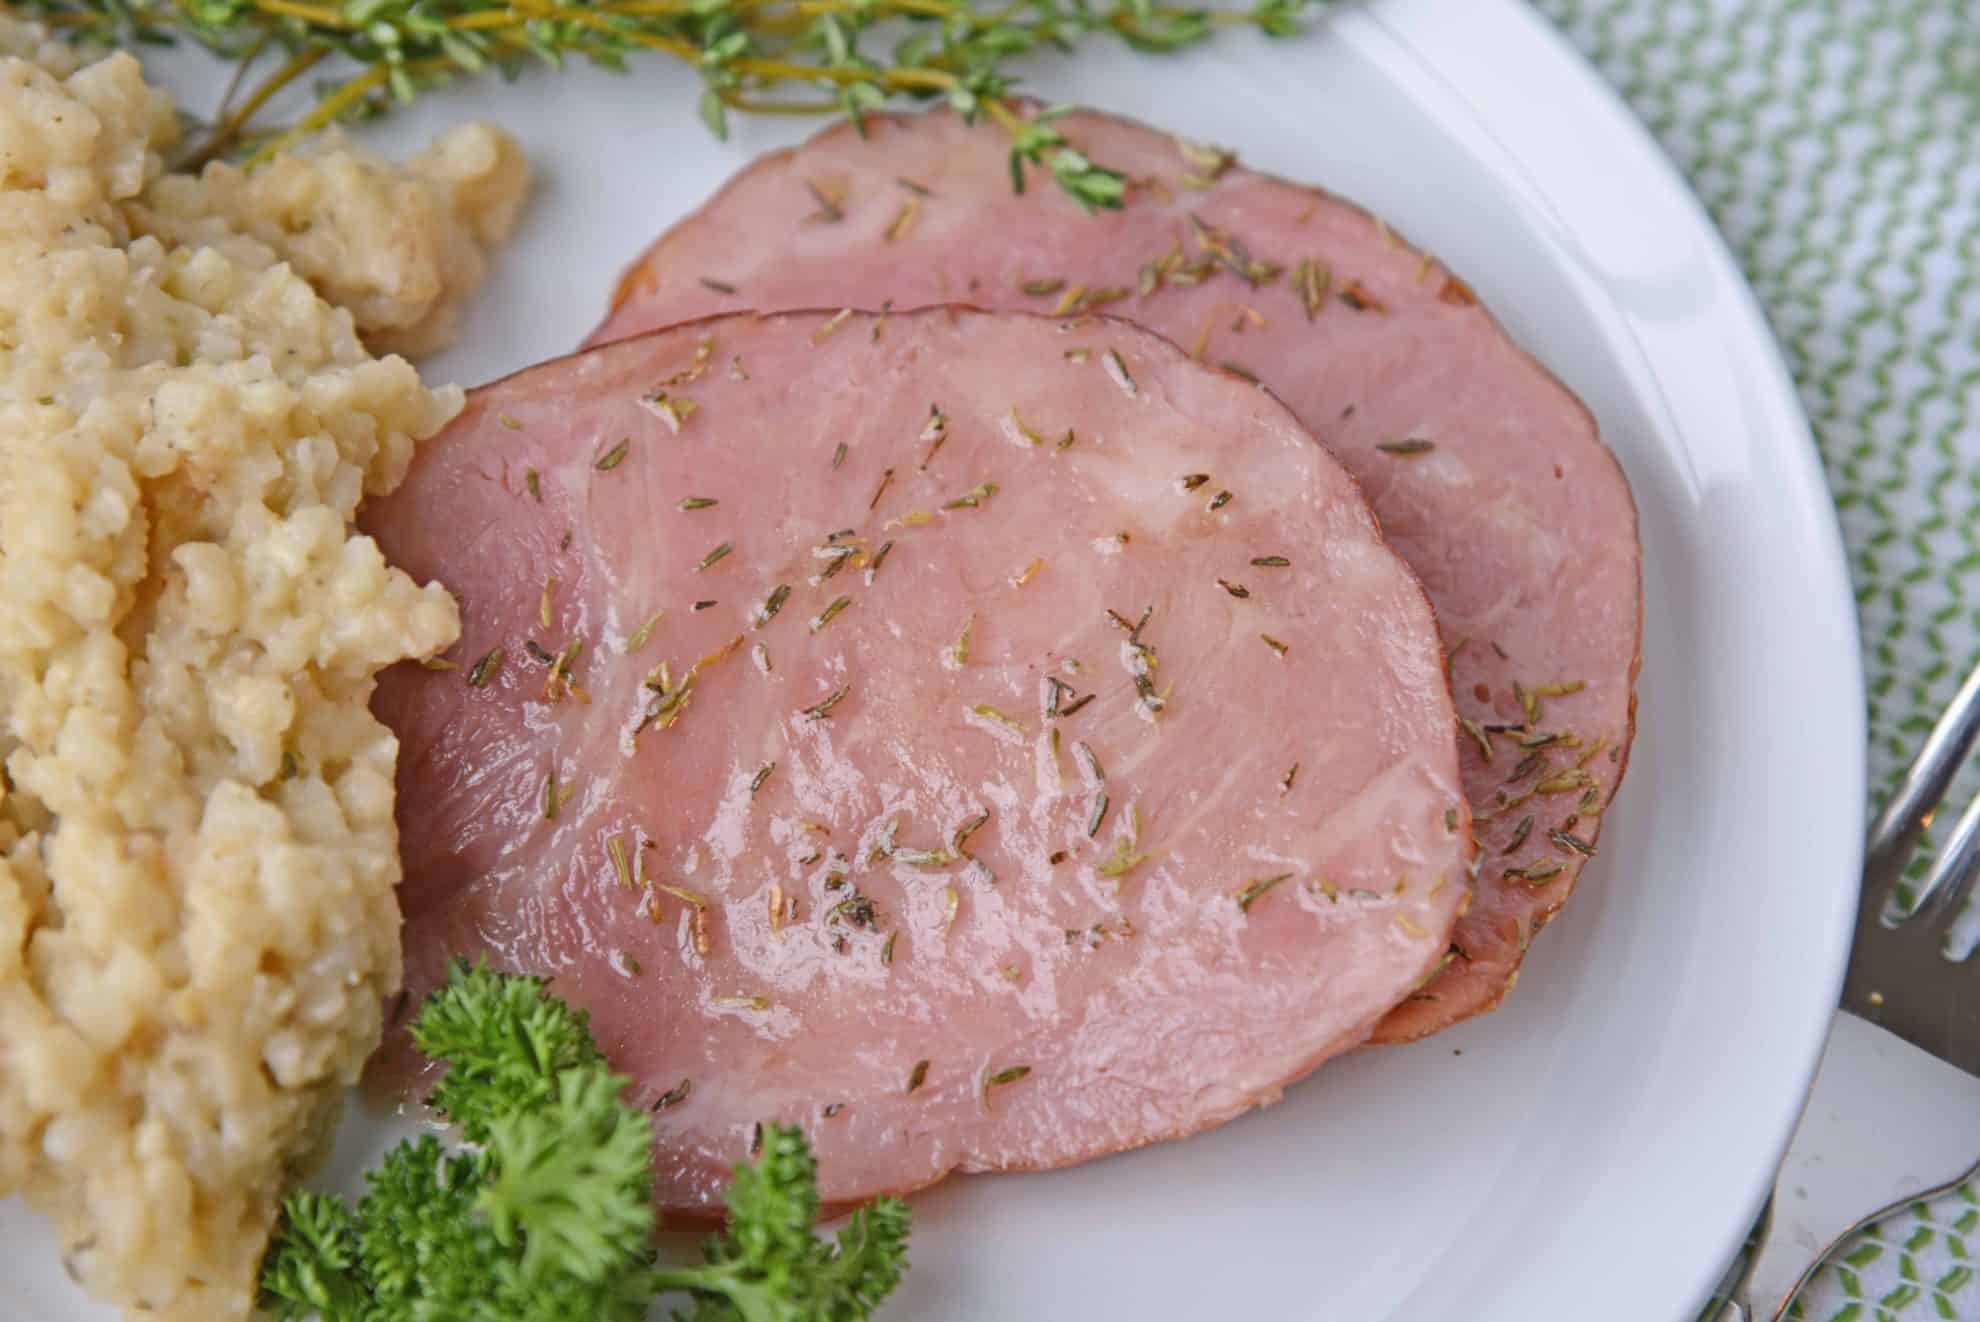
364,308,1470,1211
589,108,1641,1042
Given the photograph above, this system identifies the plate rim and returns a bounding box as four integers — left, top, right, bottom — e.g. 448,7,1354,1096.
1369,0,1867,1313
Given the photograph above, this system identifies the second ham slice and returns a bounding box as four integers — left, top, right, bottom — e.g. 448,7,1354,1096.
363,308,1470,1212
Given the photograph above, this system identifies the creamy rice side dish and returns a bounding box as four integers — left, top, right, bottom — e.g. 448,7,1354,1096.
0,20,525,1319
132,123,528,358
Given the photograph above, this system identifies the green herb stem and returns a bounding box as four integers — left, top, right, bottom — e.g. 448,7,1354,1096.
38,0,1323,206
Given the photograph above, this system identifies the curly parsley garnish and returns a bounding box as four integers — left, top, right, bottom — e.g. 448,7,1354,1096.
258,961,909,1322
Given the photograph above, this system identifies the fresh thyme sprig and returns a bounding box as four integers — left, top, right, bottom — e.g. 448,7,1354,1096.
21,0,1320,205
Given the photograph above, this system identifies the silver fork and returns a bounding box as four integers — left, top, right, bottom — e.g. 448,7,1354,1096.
1858,655,1980,937
1707,655,1980,1321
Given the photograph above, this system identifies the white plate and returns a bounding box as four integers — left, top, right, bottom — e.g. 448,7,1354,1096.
4,1,1864,1317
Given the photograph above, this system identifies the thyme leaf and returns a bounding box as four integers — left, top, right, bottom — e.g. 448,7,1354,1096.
1235,872,1293,912
466,646,504,688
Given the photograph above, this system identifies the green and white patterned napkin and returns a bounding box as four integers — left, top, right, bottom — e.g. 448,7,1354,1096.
1537,0,1980,1316
1782,1184,1980,1321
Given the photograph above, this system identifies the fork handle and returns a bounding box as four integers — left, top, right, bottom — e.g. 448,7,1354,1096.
1863,653,1980,899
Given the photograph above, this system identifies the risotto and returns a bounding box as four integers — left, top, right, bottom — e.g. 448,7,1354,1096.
0,19,525,1320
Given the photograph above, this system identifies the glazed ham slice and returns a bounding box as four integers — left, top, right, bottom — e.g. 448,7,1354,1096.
588,108,1641,1042
363,308,1470,1211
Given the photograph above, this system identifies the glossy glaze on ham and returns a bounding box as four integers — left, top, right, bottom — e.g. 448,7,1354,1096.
363,308,1470,1210
588,108,1641,1041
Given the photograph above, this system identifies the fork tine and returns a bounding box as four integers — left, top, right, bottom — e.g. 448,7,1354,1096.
1906,787,1980,938
1864,654,1980,900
